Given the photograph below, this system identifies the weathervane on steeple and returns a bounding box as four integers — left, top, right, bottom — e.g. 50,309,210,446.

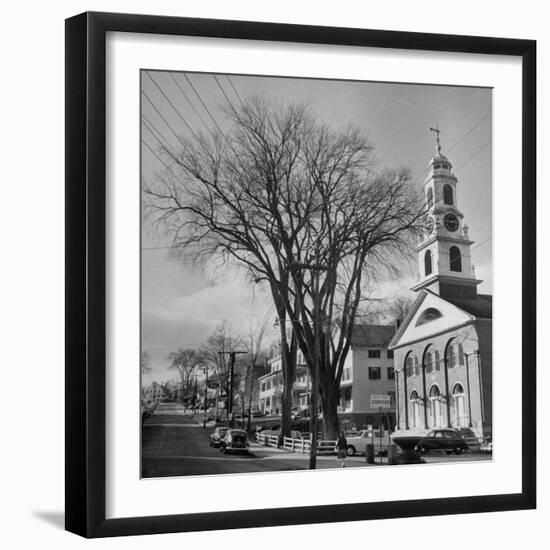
429,124,442,155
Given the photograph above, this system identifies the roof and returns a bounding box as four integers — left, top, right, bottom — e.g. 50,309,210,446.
389,290,493,349
444,293,492,319
350,324,396,348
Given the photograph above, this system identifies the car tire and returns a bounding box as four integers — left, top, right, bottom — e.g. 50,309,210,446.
454,446,463,455
346,445,356,457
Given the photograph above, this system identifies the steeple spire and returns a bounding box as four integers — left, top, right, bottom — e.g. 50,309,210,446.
430,124,442,155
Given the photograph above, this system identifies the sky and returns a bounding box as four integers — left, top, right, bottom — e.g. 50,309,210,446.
141,71,492,384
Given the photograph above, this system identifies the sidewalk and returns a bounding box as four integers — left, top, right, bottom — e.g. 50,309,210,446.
248,441,383,467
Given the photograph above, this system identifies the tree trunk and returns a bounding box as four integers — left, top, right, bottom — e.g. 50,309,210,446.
320,377,341,439
279,330,297,438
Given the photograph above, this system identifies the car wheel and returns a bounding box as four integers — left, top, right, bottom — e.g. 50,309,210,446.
454,446,463,455
346,445,356,457
446,450,452,455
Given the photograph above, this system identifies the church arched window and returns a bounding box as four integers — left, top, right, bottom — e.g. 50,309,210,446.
426,188,433,209
443,184,454,205
424,249,432,276
449,246,462,272
416,307,443,326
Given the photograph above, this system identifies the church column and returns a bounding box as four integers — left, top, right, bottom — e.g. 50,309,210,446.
443,355,452,428
465,353,473,427
402,366,409,430
395,369,400,429
421,363,428,429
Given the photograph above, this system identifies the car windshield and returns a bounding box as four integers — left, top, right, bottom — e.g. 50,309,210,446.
217,428,228,436
427,431,435,437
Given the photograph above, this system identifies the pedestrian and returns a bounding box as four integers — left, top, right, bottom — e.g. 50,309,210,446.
336,431,348,468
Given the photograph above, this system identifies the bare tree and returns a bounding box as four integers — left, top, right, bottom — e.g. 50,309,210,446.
167,348,204,406
146,97,425,438
201,321,244,422
384,294,415,324
241,314,271,430
141,351,151,375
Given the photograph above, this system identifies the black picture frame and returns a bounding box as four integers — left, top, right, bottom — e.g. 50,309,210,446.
65,11,536,538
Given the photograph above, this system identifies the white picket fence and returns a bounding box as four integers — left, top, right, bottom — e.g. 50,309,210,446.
256,432,337,454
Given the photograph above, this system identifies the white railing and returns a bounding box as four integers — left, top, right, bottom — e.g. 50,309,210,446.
257,432,338,454
256,432,280,447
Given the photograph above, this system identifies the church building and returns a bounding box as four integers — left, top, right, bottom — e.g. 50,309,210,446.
389,129,492,444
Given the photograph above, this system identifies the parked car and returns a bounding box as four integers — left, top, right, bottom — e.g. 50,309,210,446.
219,429,249,454
250,410,264,418
339,429,391,456
415,429,469,455
209,426,229,448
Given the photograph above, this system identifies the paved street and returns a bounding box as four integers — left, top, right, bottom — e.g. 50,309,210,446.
142,403,491,478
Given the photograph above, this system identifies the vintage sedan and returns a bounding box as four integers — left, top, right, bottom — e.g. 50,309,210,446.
209,426,229,448
338,429,391,456
415,429,469,455
219,429,249,454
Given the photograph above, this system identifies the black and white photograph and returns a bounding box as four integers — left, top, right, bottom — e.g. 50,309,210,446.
140,71,493,478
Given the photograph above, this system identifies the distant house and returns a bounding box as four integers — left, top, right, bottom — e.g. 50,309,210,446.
141,381,167,405
339,324,397,429
235,363,267,414
257,325,397,430
258,350,309,416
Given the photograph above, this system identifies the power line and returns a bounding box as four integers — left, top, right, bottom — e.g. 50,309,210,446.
182,72,244,162
213,74,237,111
447,111,491,155
145,71,201,142
183,73,227,137
142,113,176,153
142,118,178,161
412,110,492,187
142,89,188,148
170,72,216,139
454,140,492,172
226,75,245,107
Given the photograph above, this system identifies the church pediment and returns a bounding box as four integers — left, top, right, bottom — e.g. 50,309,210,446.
389,290,475,349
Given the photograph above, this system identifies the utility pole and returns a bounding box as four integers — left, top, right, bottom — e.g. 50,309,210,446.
294,247,328,470
218,350,247,428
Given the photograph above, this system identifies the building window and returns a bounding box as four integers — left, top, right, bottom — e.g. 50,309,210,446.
261,382,266,392
342,367,352,381
368,367,381,380
424,346,439,373
387,350,394,359
416,307,443,326
449,246,462,272
387,367,395,380
426,187,433,209
443,184,454,205
424,249,432,276
368,350,381,358
405,353,416,377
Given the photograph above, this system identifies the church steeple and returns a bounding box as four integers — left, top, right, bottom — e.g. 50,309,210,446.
411,127,482,299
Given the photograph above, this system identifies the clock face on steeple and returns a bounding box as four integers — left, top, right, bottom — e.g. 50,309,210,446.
443,213,459,232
